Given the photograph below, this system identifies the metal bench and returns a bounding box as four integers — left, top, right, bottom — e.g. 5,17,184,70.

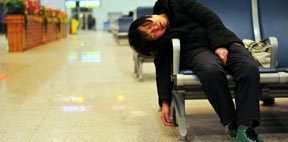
169,0,288,141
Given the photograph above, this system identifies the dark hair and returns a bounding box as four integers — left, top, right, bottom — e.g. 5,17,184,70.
128,15,156,56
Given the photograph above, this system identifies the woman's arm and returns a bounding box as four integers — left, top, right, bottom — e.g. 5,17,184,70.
154,46,173,107
154,45,174,127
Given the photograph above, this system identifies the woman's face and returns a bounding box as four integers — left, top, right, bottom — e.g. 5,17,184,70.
138,15,168,41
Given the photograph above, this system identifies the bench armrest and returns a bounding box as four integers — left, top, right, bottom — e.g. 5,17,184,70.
172,38,181,75
261,36,278,68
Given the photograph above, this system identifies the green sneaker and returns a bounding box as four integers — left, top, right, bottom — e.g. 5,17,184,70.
235,125,263,142
225,123,237,138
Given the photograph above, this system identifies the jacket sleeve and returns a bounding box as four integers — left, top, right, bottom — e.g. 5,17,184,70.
154,45,173,107
178,0,241,51
153,0,167,14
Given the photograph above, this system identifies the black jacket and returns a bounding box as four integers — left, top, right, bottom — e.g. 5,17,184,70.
153,0,242,106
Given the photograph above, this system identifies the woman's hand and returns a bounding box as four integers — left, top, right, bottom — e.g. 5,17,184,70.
160,101,174,127
215,47,228,65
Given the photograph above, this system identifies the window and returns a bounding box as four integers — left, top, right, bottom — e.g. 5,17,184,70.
79,0,101,8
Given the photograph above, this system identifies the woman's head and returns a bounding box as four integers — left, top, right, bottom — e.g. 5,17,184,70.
128,14,168,56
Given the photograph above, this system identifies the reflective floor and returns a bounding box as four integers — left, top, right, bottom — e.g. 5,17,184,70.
0,31,288,142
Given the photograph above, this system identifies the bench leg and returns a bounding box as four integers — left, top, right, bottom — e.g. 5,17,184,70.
133,57,137,73
170,103,177,126
136,58,143,81
172,92,187,141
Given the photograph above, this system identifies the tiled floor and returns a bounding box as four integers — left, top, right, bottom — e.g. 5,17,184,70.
0,31,288,142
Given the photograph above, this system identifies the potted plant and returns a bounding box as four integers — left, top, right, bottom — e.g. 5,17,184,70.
4,0,26,15
4,0,27,52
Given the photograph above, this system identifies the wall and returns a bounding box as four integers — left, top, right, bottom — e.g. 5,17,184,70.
39,0,155,30
93,0,155,30
40,0,65,11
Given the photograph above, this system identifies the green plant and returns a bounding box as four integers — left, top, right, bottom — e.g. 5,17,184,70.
4,0,26,15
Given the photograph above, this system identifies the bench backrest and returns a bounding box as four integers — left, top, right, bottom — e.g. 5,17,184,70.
258,0,288,68
198,0,255,40
134,6,153,19
117,17,133,33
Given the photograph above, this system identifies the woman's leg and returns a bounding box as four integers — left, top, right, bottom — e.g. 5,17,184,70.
226,43,261,127
187,49,236,126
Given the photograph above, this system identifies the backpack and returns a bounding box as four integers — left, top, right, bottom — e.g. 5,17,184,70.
243,39,271,68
